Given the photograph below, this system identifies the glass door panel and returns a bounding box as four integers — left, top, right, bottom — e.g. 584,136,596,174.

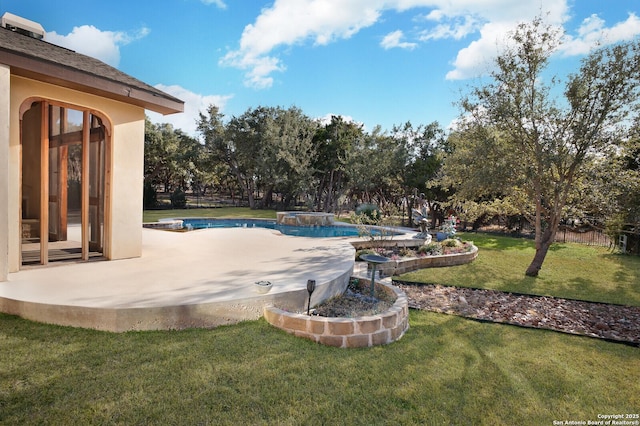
21,103,106,266
88,116,105,252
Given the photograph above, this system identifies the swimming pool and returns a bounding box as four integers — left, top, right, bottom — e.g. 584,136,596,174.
181,218,396,238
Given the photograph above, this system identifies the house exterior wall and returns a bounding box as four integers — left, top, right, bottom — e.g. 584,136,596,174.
0,65,9,281
4,75,146,276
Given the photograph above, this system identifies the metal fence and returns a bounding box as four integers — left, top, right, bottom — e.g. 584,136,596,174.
554,226,612,247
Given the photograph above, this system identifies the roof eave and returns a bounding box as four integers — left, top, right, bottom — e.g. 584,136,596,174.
1,49,184,115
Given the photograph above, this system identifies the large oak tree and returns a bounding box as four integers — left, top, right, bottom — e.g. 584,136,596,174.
442,17,640,276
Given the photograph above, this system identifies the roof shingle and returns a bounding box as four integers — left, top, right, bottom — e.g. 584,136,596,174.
0,26,183,115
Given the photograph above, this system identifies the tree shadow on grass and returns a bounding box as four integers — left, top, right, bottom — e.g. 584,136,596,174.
461,232,534,251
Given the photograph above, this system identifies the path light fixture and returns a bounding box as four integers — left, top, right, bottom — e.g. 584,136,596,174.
306,279,316,315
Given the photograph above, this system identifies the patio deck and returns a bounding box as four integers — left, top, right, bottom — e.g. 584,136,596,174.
0,227,355,331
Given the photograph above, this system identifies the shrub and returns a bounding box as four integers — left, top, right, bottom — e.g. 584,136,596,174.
399,247,416,258
441,238,462,248
170,188,187,209
355,249,376,261
143,181,157,209
418,242,442,256
355,203,381,220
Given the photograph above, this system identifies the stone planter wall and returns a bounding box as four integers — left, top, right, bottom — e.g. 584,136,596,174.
276,211,335,226
263,282,409,348
351,238,426,249
142,219,183,230
370,245,478,276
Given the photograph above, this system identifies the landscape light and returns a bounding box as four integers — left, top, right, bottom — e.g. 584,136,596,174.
306,279,316,315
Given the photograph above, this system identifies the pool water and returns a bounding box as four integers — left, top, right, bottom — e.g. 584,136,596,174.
181,218,392,238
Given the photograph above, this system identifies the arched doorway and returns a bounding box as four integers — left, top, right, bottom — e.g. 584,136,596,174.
20,100,110,266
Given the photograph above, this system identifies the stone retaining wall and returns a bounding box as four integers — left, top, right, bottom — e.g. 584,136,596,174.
263,282,409,348
276,211,334,226
351,238,426,249
142,219,183,230
370,245,478,276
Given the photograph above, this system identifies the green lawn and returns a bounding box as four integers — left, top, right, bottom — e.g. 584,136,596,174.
1,311,638,425
1,210,637,424
399,232,640,307
143,207,277,223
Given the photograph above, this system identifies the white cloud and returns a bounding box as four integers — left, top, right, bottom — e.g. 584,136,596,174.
220,0,573,87
317,113,364,129
46,25,149,67
220,0,640,88
560,12,640,56
445,20,514,80
201,0,227,9
147,84,234,137
381,30,418,50
418,15,478,41
220,0,386,88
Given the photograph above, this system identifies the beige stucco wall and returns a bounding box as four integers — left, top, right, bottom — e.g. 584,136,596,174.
0,65,9,281
5,75,145,275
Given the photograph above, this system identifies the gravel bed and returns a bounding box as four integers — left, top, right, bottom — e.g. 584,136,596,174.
394,281,640,345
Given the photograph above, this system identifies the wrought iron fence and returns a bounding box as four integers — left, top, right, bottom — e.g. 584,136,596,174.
554,226,612,247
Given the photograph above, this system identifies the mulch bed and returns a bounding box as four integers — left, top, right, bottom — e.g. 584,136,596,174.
394,280,640,346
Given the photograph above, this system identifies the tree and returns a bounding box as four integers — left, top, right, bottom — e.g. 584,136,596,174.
443,17,640,276
144,118,181,193
392,121,447,226
197,105,318,209
198,105,262,208
260,106,317,209
593,119,640,250
311,116,364,212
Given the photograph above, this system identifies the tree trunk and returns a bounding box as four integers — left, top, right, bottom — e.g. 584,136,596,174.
525,226,555,277
324,171,335,212
246,182,256,209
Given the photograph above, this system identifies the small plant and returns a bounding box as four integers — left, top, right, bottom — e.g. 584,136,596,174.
355,203,381,220
418,242,443,256
399,247,416,258
355,249,376,261
348,277,360,290
441,238,462,248
350,203,397,242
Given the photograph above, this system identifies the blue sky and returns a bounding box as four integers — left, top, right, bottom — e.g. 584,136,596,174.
2,0,639,137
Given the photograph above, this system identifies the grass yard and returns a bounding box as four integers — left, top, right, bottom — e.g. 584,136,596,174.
1,310,638,425
1,209,637,424
143,207,277,223
399,232,640,307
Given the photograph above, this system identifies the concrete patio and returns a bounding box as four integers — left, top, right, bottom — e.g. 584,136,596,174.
0,227,355,331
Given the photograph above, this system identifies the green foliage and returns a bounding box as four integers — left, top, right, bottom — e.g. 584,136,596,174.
197,105,317,209
399,247,417,257
311,115,364,212
355,203,380,220
1,305,638,424
144,118,207,195
142,207,277,223
349,204,399,242
402,232,640,306
441,238,462,248
418,242,443,256
441,16,640,276
143,180,157,209
355,248,376,260
169,188,187,209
